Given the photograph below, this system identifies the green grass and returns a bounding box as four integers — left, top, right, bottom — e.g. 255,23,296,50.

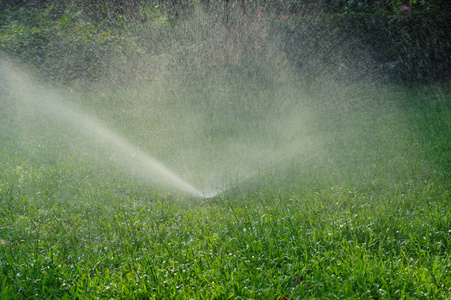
1,74,450,299
1,5,450,298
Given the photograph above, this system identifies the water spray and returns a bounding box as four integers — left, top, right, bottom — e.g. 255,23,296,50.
2,62,214,198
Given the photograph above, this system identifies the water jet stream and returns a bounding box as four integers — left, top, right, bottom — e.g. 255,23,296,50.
2,63,210,198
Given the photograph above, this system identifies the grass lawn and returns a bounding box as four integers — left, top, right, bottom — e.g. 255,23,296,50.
0,71,450,299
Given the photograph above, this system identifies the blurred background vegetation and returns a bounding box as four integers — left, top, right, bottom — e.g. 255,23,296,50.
1,0,450,88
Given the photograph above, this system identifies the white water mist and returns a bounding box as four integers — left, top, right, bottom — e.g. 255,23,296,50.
1,62,216,198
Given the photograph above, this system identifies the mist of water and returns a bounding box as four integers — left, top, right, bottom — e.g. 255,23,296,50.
0,7,423,198
1,62,221,198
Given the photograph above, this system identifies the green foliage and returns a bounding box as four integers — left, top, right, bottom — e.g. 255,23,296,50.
340,10,450,81
271,10,450,82
2,2,449,86
0,7,146,88
140,4,167,23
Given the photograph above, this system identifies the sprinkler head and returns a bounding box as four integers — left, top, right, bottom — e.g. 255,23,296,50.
200,189,222,199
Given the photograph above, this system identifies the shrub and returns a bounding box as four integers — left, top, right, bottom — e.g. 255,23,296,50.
0,7,146,89
269,10,451,82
